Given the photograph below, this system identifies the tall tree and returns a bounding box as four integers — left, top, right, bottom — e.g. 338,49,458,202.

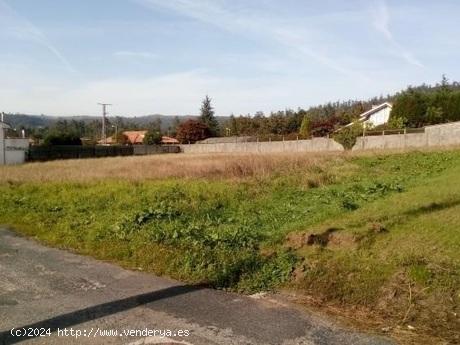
299,116,311,138
169,116,181,137
200,95,219,136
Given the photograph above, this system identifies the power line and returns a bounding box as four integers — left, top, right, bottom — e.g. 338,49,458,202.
98,103,112,145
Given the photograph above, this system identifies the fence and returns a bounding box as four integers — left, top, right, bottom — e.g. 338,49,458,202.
363,128,425,136
133,145,181,155
197,134,305,144
27,145,182,162
27,145,134,162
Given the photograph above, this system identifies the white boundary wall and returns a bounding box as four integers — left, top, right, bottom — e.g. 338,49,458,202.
180,137,344,154
181,121,460,154
0,134,29,165
352,121,460,151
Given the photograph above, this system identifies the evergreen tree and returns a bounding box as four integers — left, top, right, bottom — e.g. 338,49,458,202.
200,95,219,136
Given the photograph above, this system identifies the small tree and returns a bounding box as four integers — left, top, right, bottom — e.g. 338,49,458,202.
200,95,219,136
176,119,211,144
143,130,162,145
333,122,363,150
387,116,406,129
299,116,311,138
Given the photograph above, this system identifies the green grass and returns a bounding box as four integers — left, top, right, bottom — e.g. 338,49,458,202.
0,150,459,342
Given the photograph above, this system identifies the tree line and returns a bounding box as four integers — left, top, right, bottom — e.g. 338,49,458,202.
5,76,459,145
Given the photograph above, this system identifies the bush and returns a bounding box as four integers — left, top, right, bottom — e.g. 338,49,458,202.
43,132,82,146
333,122,363,150
143,130,162,145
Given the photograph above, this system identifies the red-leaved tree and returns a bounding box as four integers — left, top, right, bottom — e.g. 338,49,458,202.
176,119,211,143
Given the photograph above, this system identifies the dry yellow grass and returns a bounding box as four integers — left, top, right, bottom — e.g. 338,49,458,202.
0,152,350,183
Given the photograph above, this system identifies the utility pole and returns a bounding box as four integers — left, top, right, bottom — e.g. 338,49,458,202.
98,103,112,145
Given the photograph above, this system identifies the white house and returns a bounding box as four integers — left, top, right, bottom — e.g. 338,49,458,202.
339,102,393,131
0,121,29,165
359,102,393,127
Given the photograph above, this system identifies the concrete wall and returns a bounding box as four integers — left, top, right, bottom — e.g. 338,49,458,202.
425,121,460,146
353,121,460,151
180,137,344,154
1,138,29,165
180,121,460,155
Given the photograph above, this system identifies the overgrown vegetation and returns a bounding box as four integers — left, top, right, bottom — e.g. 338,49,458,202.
0,150,459,343
390,76,460,128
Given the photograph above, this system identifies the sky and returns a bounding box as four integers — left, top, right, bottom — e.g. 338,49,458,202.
0,0,459,117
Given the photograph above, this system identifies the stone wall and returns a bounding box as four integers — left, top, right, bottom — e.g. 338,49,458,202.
180,137,344,154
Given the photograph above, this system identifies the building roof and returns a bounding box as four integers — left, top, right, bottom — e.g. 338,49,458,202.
123,130,147,144
0,121,11,129
98,132,180,145
161,136,179,144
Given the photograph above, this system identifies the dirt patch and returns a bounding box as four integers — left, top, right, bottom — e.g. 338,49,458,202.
327,232,358,249
306,227,339,246
284,232,306,250
286,228,357,250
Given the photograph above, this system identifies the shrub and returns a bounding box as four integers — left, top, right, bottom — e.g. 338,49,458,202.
143,130,162,145
333,122,363,150
43,132,82,146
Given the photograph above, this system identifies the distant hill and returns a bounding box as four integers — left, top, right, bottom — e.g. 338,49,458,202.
1,113,230,132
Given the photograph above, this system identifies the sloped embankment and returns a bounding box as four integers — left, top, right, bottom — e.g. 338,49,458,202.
0,150,459,344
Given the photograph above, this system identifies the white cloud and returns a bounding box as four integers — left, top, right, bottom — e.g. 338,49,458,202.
134,0,364,78
372,0,424,68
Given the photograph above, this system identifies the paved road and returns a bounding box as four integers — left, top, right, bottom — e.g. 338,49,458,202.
0,229,393,345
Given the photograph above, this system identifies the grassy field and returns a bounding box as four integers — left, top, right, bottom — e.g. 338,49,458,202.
0,150,459,344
